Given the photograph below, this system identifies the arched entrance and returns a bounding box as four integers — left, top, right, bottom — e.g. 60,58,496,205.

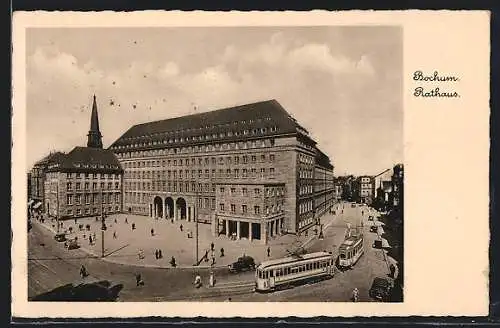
153,196,163,218
176,197,187,220
165,197,174,219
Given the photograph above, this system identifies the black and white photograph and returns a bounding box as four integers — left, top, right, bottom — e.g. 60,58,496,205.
12,10,490,318
24,24,404,303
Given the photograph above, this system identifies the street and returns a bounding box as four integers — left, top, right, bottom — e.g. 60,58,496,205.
28,202,393,302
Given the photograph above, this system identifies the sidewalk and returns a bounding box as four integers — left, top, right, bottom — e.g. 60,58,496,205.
35,209,342,270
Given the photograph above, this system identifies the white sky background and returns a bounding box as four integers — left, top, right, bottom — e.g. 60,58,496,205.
26,26,402,176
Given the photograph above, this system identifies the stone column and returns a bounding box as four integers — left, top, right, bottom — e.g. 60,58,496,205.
237,221,241,239
226,220,230,237
276,219,279,235
163,199,167,220
249,222,253,241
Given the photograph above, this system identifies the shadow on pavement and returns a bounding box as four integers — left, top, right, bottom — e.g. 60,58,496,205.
30,280,124,302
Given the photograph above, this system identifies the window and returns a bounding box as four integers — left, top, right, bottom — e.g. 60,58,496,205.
252,155,256,163
85,182,89,190
76,209,81,215
66,173,72,179
230,188,236,195
76,173,81,179
254,188,261,196
220,187,225,193
242,205,247,213
67,209,73,215
261,154,266,162
67,182,72,191
76,195,81,205
93,182,97,189
76,182,81,191
85,194,90,204
242,188,248,196
219,203,225,211
243,156,248,164
231,204,236,213
234,169,239,178
270,154,275,162
270,168,275,177
254,206,260,214
242,168,248,178
67,195,73,205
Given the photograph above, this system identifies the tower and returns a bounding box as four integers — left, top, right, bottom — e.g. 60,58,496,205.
87,95,103,148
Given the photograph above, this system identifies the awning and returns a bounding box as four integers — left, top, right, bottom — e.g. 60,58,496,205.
33,202,42,209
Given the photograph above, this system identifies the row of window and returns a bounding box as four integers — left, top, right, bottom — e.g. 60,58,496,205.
125,181,216,193
67,182,119,191
299,169,314,179
113,125,278,149
298,153,315,165
66,193,120,205
124,167,276,180
67,206,119,216
298,216,315,229
299,185,313,196
219,186,284,197
115,138,277,159
299,200,313,215
218,203,283,215
122,153,276,169
66,172,120,180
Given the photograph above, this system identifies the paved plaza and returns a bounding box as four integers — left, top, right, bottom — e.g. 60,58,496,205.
38,205,352,268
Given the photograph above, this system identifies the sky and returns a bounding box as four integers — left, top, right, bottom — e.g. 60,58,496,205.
26,26,402,176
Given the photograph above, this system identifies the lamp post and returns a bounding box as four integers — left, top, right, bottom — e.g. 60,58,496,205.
195,188,199,265
100,188,106,258
56,182,60,233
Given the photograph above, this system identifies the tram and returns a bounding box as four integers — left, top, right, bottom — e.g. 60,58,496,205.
338,227,364,268
255,251,335,292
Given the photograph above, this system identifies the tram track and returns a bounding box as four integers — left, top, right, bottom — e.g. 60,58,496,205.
129,280,255,302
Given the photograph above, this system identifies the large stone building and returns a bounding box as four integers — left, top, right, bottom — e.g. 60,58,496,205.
109,99,335,240
29,151,66,209
43,96,123,219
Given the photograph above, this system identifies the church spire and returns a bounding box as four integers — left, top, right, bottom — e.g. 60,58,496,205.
87,94,103,148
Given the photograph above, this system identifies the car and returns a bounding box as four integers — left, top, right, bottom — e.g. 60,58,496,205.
54,233,67,242
228,255,256,273
369,277,392,301
66,240,80,250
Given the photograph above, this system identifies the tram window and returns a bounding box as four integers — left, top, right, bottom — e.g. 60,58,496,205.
270,270,274,278
306,263,310,270
314,262,317,269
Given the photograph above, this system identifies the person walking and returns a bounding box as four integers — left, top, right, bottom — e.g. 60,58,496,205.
220,247,225,257
151,228,155,236
89,235,93,245
135,273,143,286
267,247,271,257
180,224,183,232
155,249,159,260
125,217,128,224
210,242,215,252
113,231,117,239
170,256,176,268
80,265,88,278
158,249,163,259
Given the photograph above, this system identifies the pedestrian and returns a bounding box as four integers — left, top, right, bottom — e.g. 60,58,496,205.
80,265,88,278
132,223,136,230
180,224,183,232
89,235,93,245
74,218,77,224
209,271,216,287
352,288,359,302
114,218,117,224
93,232,96,240
113,231,117,239
125,217,128,224
158,249,163,259
220,247,225,257
170,256,176,267
267,247,271,257
211,255,216,266
151,228,155,236
210,242,214,252
362,210,364,216
135,273,142,286
155,249,159,260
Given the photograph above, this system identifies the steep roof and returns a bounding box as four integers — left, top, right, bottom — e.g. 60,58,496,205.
46,147,122,173
315,148,333,170
34,151,66,167
110,99,309,150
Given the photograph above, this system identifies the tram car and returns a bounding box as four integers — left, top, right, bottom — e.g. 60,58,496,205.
338,229,364,268
255,251,335,292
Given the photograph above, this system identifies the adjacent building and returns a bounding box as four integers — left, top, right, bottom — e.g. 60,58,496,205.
373,164,404,211
43,96,124,220
29,151,66,209
109,99,336,238
353,175,375,205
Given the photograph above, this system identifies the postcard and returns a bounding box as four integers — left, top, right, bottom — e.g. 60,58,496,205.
12,10,490,318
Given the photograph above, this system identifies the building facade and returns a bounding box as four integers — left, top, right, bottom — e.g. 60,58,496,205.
353,175,375,205
109,100,335,237
29,151,65,206
43,96,124,220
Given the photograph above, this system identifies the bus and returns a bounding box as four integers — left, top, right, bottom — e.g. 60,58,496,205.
255,251,335,292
